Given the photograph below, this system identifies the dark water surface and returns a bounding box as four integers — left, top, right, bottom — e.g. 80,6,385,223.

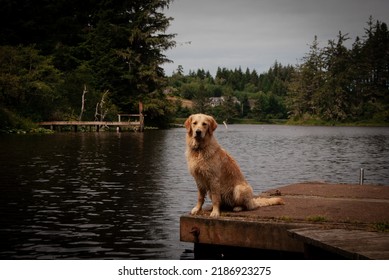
0,125,388,259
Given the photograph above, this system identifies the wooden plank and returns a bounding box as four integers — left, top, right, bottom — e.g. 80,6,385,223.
180,215,304,253
288,228,389,259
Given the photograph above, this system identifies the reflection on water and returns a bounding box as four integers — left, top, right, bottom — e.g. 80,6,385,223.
0,125,388,259
0,132,193,259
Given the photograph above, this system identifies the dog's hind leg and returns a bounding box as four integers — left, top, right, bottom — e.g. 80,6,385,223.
233,184,257,211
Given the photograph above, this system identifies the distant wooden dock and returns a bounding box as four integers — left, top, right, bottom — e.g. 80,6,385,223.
180,182,389,259
37,114,144,132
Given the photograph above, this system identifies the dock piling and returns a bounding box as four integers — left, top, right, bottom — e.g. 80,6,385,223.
359,168,365,185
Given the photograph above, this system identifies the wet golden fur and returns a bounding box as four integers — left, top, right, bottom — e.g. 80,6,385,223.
185,114,284,217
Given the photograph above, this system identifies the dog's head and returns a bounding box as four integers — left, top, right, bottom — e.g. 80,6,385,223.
184,114,218,141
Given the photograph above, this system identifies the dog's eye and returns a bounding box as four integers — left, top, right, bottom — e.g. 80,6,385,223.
193,121,197,125
202,122,207,126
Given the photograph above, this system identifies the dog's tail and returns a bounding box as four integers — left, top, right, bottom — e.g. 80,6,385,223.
253,196,284,207
233,196,284,212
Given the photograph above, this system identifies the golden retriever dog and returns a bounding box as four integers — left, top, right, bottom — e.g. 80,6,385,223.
185,113,284,217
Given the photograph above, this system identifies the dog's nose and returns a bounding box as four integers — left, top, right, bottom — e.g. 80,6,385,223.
195,129,202,137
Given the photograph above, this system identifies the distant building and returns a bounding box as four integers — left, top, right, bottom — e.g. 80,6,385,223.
209,96,240,107
209,97,224,107
248,99,256,110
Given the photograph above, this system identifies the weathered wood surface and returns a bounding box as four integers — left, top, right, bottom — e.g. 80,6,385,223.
288,228,389,259
180,215,304,253
180,183,389,259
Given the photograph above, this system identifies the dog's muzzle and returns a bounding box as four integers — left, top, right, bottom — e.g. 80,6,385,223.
195,129,202,138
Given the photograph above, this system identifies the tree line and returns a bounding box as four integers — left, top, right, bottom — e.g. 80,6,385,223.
168,16,388,125
168,62,294,122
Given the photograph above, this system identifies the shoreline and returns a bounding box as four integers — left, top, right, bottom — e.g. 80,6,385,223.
173,117,389,128
1,118,388,134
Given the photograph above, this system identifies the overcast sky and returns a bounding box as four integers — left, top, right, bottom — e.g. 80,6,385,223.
162,0,389,76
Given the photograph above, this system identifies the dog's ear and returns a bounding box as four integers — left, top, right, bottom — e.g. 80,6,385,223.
208,115,218,135
184,115,193,135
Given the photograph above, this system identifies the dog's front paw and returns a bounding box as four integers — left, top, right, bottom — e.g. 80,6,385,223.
191,206,201,215
210,209,220,217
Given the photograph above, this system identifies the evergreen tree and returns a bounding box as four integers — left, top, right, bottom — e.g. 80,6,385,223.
219,94,239,122
319,32,352,121
287,36,325,118
349,36,369,118
361,18,389,120
252,92,286,121
97,0,176,114
192,82,210,113
240,94,251,117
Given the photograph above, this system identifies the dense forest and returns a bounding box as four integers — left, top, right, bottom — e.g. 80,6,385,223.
0,0,388,132
0,0,176,131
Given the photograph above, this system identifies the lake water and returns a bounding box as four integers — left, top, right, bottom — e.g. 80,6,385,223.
0,125,388,259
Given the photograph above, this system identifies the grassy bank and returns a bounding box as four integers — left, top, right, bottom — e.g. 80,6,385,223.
0,107,35,133
0,107,53,134
286,118,389,127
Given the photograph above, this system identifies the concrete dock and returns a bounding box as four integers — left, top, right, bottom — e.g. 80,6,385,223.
180,182,389,259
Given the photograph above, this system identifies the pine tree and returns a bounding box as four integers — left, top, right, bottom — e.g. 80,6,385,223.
319,31,352,121
287,36,325,118
89,0,175,114
362,19,389,107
